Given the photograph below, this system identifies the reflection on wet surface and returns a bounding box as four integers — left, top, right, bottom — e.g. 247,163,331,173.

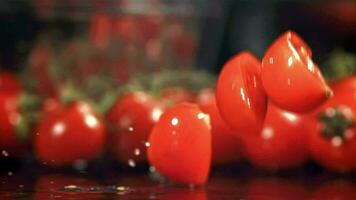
1,162,356,199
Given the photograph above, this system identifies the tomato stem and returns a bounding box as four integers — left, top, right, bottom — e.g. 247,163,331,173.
319,108,353,139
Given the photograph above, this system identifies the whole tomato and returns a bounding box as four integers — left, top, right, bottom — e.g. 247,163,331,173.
261,31,331,112
106,92,163,165
0,72,22,94
216,51,267,136
147,103,211,185
197,88,243,165
0,92,27,156
308,76,356,172
34,101,106,167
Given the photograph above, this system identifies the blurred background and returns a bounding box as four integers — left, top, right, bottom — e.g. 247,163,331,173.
1,0,355,74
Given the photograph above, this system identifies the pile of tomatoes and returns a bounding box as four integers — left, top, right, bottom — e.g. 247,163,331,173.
1,30,356,186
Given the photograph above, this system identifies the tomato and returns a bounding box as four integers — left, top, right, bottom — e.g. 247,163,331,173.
147,103,211,185
0,92,27,156
106,92,163,165
246,178,308,200
261,31,331,112
34,101,106,167
0,72,22,94
216,51,267,135
308,76,356,172
242,103,308,170
312,180,356,200
197,88,243,165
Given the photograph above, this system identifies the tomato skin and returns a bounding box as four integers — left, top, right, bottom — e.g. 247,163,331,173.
148,103,211,185
261,31,330,112
242,103,308,170
308,77,356,172
0,92,26,156
106,92,163,164
197,88,243,165
216,51,267,136
34,101,106,167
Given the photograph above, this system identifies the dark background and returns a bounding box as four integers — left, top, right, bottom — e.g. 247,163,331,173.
0,1,355,72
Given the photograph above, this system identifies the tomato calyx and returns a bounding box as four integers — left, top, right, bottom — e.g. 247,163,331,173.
319,107,353,140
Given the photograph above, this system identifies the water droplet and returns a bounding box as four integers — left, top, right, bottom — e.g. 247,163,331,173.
8,172,13,176
171,118,179,126
128,159,136,167
2,150,9,157
128,126,134,132
145,141,151,147
134,148,140,156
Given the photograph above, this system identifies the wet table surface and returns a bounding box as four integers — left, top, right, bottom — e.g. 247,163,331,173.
1,160,356,200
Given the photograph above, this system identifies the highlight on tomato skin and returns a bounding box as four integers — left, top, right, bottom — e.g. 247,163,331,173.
242,103,308,170
147,102,211,185
261,30,332,113
216,51,267,136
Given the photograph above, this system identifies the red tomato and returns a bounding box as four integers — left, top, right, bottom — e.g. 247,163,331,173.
311,180,356,200
34,101,106,167
197,88,243,165
308,76,356,172
0,92,27,156
246,179,308,200
216,51,267,135
147,103,211,185
0,72,22,94
242,103,308,170
106,92,163,165
261,31,331,112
